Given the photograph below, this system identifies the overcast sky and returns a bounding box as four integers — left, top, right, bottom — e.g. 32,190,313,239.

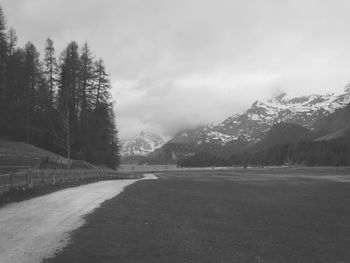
2,0,350,139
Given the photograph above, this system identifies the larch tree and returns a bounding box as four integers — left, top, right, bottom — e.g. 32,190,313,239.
3,28,19,136
0,5,121,168
78,43,95,157
0,6,7,132
94,58,110,110
23,42,43,142
57,41,80,165
44,38,58,104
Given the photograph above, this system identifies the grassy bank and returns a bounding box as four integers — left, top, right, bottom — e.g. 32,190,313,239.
0,172,141,208
48,171,350,263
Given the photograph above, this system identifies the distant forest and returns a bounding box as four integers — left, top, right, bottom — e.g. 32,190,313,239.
0,6,119,168
178,121,350,167
178,140,350,167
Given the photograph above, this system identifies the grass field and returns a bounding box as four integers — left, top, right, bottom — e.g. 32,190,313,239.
48,170,350,263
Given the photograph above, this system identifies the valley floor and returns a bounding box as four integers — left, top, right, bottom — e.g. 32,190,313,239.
48,169,350,263
0,175,157,263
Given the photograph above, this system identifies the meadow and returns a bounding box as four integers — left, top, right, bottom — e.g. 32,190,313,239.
48,168,350,263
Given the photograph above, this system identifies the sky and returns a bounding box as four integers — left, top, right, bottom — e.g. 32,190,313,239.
2,0,350,139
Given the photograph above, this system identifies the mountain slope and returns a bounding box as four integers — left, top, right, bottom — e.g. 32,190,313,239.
252,123,311,151
312,103,350,137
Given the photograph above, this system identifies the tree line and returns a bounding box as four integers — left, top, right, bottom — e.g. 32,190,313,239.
0,6,119,168
177,122,350,167
178,140,350,167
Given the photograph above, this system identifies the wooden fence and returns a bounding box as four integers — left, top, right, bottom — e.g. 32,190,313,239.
0,169,137,197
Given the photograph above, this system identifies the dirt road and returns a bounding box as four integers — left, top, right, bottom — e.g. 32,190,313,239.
0,174,157,263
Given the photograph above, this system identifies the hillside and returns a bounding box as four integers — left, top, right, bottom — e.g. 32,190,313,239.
312,104,350,139
249,123,311,152
0,139,96,173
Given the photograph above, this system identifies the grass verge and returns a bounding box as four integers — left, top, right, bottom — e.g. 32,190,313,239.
0,175,142,208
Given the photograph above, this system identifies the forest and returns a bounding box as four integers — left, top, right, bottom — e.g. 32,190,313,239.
0,6,119,168
178,140,350,167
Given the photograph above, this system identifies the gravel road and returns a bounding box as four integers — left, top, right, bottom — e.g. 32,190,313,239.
0,174,157,263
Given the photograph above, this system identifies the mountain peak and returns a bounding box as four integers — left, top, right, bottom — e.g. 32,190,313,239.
121,131,165,156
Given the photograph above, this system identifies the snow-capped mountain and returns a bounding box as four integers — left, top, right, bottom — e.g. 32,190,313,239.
120,131,165,156
170,86,350,146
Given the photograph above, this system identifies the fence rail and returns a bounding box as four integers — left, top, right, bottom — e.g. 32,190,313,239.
0,169,136,197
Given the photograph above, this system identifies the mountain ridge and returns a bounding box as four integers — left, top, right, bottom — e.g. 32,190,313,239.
170,86,350,147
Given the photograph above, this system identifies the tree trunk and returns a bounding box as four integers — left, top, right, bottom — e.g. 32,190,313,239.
66,104,71,169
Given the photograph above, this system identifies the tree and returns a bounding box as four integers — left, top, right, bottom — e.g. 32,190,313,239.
0,5,121,168
44,38,58,104
0,6,6,77
94,58,110,110
6,27,17,56
3,29,21,137
57,41,80,165
23,42,43,142
79,43,94,118
0,6,7,131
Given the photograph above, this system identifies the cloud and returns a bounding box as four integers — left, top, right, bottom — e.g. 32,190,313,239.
2,0,350,139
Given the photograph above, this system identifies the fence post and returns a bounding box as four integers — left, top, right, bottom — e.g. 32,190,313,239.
31,170,34,187
10,172,14,189
52,172,55,185
26,170,33,188
41,170,45,184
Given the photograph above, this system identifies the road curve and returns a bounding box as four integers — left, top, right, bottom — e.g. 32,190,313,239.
0,174,157,263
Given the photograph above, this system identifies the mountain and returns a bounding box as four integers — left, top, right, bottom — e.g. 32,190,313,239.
152,85,350,164
171,86,350,146
179,103,350,167
120,131,165,157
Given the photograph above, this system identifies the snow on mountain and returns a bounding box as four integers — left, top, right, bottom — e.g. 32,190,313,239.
170,85,350,146
120,131,165,156
192,131,238,146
